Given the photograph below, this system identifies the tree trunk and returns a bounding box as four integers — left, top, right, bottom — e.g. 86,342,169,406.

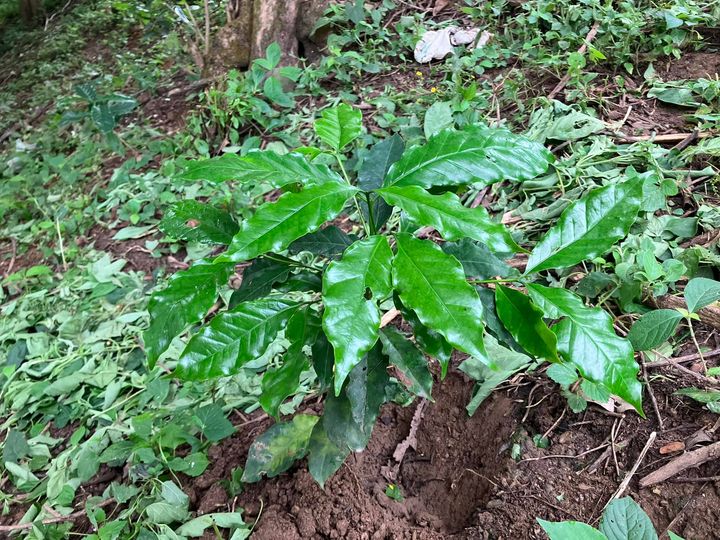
19,0,41,26
206,0,330,75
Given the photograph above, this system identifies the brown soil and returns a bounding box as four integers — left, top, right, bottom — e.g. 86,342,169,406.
182,356,720,539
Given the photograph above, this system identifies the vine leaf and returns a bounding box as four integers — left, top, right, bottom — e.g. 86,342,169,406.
144,261,234,368
242,414,318,483
460,334,531,415
229,257,292,307
527,284,644,415
380,327,434,400
378,185,521,253
538,519,608,540
495,285,559,362
322,236,393,395
525,178,643,274
392,233,490,366
218,183,358,263
600,497,658,540
442,239,517,280
384,125,553,189
179,150,342,187
176,298,300,380
685,277,720,313
288,226,357,258
315,104,363,152
627,309,683,351
307,422,350,489
323,346,389,452
159,201,239,245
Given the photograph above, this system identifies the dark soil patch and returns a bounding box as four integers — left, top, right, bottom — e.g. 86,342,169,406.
88,223,167,274
661,51,720,81
181,355,720,539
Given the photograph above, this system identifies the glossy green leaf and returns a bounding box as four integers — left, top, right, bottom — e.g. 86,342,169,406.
311,329,334,391
378,186,520,252
525,178,643,274
495,285,559,362
242,414,318,482
259,351,308,418
475,286,517,349
323,345,389,451
322,236,393,394
176,298,300,379
145,261,234,368
527,284,643,414
460,334,531,415
159,200,239,245
538,519,608,540
393,293,452,378
393,233,489,365
379,327,433,399
229,257,292,308
315,103,363,151
547,363,579,386
219,183,358,263
180,150,342,186
685,277,720,313
627,309,683,351
193,403,235,442
384,125,553,189
424,101,454,139
307,422,350,488
358,135,405,191
288,226,357,258
600,497,658,540
442,239,517,280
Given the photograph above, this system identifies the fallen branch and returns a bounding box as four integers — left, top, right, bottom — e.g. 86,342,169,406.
547,22,600,100
610,431,656,500
644,348,720,368
640,440,720,488
0,499,115,533
614,131,714,144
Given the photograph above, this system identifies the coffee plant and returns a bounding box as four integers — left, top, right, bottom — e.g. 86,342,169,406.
145,104,647,487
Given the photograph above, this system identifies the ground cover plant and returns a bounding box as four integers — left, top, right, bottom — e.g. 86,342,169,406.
0,0,720,537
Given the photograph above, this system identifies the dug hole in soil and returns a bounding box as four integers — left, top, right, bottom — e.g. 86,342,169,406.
185,362,720,539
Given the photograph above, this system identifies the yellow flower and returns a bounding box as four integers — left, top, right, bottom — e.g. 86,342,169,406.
430,87,437,93
415,70,423,77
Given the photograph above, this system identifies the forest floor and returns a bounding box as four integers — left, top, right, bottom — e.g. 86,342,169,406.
1,0,720,538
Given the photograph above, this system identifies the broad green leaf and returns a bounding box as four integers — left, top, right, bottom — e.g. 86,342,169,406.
259,351,308,418
91,103,117,132
424,101,454,139
547,363,579,386
315,103,362,151
312,330,334,391
288,226,357,258
176,298,300,379
384,125,553,189
495,285,559,362
176,512,249,537
219,183,358,263
476,286,517,349
3,429,29,464
442,239,517,280
180,150,342,186
242,414,318,482
600,498,658,540
357,135,405,191
627,310,683,351
358,135,404,230
307,422,350,488
323,346,389,451
145,261,234,368
685,277,720,313
379,327,433,400
394,293,452,378
525,178,643,274
105,94,138,117
675,387,720,404
393,234,489,365
159,200,239,245
538,519,608,540
378,186,520,253
229,257,291,307
460,334,531,415
193,404,235,442
528,284,643,414
322,236,393,395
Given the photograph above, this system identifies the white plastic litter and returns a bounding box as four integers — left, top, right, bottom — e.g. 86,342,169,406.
414,27,493,63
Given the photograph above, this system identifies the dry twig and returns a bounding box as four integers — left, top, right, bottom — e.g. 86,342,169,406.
640,440,720,488
609,431,656,500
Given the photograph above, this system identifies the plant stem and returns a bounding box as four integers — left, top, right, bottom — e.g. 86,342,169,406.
55,218,67,271
335,153,371,236
468,278,522,285
688,319,707,372
364,192,377,235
